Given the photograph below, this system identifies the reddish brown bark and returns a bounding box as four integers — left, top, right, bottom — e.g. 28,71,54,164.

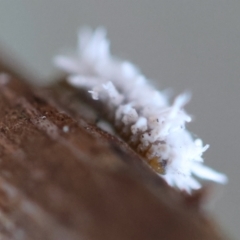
0,59,228,239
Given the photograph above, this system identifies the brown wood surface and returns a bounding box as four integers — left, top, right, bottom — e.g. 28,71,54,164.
0,59,228,239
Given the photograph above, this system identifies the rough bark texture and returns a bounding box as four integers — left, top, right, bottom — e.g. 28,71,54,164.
0,59,228,239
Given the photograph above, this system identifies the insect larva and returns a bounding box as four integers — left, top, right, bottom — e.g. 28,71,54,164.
55,27,227,192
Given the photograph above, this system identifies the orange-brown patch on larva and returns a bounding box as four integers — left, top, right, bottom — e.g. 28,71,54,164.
137,146,151,160
117,127,167,175
149,157,166,175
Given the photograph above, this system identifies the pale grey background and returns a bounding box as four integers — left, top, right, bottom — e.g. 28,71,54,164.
0,1,239,238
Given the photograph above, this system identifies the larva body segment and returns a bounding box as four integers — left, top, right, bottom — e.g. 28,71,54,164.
55,27,227,192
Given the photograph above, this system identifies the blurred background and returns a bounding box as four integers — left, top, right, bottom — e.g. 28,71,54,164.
0,1,239,238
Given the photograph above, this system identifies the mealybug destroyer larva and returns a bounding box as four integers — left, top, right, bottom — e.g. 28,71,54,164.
55,27,227,192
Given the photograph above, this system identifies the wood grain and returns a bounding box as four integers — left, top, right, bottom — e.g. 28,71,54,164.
0,59,228,239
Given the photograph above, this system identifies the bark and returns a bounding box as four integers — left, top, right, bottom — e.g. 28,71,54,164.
0,59,228,239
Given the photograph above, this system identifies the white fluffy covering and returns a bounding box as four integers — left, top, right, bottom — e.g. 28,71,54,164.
55,27,227,192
